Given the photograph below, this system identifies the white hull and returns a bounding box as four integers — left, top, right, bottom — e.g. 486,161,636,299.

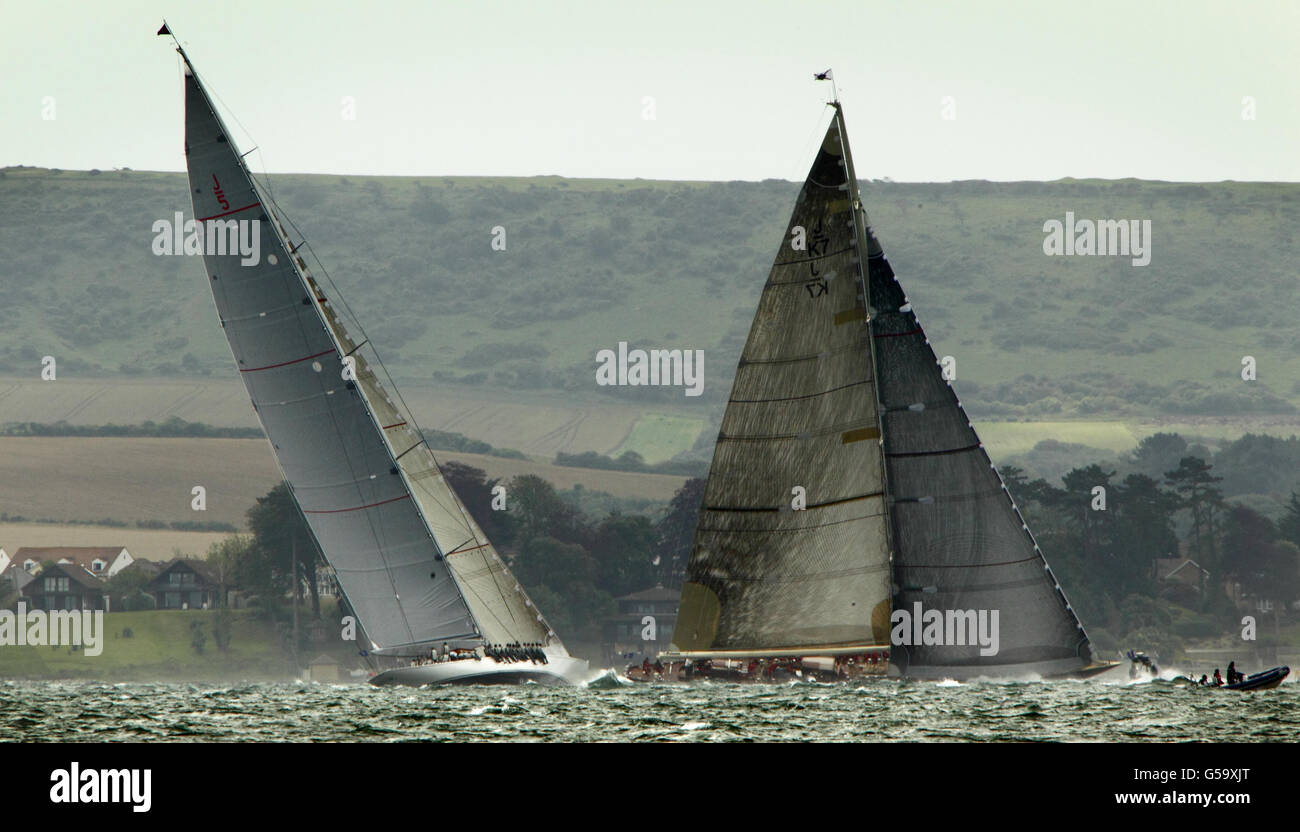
369,655,589,687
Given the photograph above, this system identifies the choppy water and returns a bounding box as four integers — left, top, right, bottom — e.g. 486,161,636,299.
2,672,1298,742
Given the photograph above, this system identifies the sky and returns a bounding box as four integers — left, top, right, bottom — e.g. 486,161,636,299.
1,0,1296,182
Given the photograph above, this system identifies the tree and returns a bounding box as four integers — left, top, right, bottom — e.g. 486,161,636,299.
440,461,509,545
506,475,586,547
1060,464,1117,561
205,534,252,608
1221,506,1300,611
1278,492,1300,550
593,513,658,597
1164,456,1225,596
1109,474,1179,597
654,477,705,584
104,564,156,611
1128,432,1189,481
247,483,323,617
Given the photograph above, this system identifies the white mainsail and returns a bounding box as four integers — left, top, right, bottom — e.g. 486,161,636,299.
174,39,563,657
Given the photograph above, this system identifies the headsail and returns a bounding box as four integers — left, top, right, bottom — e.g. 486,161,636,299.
850,122,1095,678
672,118,893,652
177,47,559,654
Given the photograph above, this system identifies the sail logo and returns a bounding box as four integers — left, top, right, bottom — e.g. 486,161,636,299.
0,603,105,656
212,174,229,211
1042,212,1151,266
595,342,704,397
49,763,151,813
890,602,999,656
151,211,261,266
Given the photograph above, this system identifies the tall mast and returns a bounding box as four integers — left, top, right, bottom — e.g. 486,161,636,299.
828,89,898,612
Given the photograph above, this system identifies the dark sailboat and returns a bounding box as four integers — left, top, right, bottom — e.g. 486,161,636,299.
663,75,1115,681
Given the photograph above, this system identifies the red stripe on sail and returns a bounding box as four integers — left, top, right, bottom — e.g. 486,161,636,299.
239,349,334,373
303,494,411,515
199,201,261,222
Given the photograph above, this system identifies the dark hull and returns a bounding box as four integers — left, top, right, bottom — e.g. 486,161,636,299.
1226,666,1289,691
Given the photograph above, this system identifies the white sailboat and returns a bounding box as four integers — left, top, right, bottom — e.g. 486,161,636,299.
163,25,587,686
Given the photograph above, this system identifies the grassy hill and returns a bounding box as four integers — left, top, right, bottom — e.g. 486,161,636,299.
2,166,1297,462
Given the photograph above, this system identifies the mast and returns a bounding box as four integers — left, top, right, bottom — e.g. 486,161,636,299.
829,96,898,617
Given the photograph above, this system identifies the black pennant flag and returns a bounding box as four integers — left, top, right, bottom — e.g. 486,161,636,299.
158,23,171,36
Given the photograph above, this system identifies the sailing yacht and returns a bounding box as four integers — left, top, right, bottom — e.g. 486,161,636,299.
164,26,588,686
663,78,1116,681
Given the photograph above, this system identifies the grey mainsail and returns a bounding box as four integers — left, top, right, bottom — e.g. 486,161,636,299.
177,46,560,656
673,118,893,652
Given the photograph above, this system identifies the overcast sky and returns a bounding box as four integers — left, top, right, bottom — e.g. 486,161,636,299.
2,0,1296,182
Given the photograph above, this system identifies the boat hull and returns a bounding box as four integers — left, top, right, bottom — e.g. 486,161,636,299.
1225,666,1289,691
890,656,1118,681
369,655,589,687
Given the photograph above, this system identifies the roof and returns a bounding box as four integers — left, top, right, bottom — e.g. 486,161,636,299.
1157,558,1209,580
123,558,165,578
11,547,126,572
309,654,339,666
150,558,221,585
615,586,681,602
20,561,106,592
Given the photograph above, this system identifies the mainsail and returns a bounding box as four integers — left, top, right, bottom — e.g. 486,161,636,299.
176,45,559,655
673,95,1098,679
673,116,894,652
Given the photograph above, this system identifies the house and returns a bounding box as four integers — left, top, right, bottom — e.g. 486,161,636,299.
0,549,37,595
19,562,109,612
1154,557,1210,590
147,559,221,610
602,585,680,666
9,546,134,579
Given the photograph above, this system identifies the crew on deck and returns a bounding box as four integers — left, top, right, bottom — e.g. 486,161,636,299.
484,642,548,665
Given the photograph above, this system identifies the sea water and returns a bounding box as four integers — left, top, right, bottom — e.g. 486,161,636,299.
2,674,1297,742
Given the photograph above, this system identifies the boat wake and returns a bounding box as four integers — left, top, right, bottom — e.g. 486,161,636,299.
583,669,634,689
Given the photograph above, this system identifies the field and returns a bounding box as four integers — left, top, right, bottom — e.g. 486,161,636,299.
611,412,708,463
0,375,702,461
0,522,230,564
0,436,689,531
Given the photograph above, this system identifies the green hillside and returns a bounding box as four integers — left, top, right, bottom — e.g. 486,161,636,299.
0,609,299,681
3,166,1296,432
